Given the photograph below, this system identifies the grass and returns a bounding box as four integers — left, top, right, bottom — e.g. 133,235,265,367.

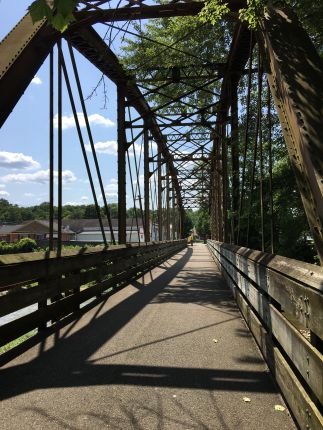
0,329,37,355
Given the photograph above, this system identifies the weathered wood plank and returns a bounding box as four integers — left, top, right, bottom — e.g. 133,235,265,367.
0,240,186,347
236,288,323,430
208,241,323,404
0,240,183,289
208,240,323,339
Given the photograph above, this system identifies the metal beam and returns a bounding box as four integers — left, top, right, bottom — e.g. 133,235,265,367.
117,86,127,244
158,152,163,241
66,26,183,212
74,2,246,26
0,14,58,127
259,5,323,263
144,126,150,242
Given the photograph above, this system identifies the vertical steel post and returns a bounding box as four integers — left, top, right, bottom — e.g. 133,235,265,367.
172,185,176,240
68,43,115,244
57,40,62,255
222,123,228,242
157,152,163,241
230,83,239,244
237,40,253,245
59,48,107,248
117,86,127,244
258,60,265,252
166,164,170,240
49,49,54,252
267,81,275,254
144,125,150,242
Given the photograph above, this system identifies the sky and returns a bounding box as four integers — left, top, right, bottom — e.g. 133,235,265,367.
0,1,132,208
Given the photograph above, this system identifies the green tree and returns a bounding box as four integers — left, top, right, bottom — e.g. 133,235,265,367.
28,0,78,32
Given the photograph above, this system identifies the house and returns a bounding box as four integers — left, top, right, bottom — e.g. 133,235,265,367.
62,219,160,243
0,220,75,243
0,218,161,244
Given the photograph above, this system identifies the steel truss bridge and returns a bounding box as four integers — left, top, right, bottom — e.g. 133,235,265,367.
0,1,322,429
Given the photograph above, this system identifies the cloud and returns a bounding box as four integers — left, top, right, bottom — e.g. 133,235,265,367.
65,201,81,206
0,190,9,197
0,184,5,188
31,76,42,85
79,178,90,184
85,140,117,155
105,178,118,194
54,113,115,130
84,141,157,158
24,193,35,197
0,169,76,184
65,196,89,206
98,178,118,202
0,151,40,170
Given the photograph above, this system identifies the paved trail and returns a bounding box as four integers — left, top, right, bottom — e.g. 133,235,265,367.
0,244,295,429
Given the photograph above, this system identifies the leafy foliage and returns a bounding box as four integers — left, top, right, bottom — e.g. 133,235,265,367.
199,0,323,54
0,199,150,222
121,15,232,115
0,238,37,255
120,9,319,263
28,0,78,32
199,0,268,29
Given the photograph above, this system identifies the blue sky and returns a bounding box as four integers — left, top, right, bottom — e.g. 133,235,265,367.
0,1,128,208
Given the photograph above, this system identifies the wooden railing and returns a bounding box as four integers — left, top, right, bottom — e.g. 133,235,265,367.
207,240,323,430
0,240,186,352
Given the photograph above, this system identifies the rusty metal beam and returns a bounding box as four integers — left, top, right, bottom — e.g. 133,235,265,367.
0,14,58,127
259,6,323,263
73,1,246,27
144,125,150,242
117,86,127,244
66,26,183,211
210,22,254,241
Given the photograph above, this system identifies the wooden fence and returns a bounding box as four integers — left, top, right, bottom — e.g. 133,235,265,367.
0,240,186,352
207,240,323,430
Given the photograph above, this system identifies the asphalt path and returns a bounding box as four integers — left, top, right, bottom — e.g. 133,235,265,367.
0,244,296,429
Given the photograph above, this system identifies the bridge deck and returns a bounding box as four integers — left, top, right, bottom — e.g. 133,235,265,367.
0,244,295,429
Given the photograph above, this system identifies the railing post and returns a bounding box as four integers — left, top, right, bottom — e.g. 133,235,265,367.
117,85,127,244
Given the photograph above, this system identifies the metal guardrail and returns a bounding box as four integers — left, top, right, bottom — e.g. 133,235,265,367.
0,240,186,353
207,240,323,430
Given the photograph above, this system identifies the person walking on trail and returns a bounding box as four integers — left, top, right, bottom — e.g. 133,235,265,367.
188,235,194,246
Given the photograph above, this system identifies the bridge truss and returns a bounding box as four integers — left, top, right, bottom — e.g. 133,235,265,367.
1,2,323,428
0,0,322,257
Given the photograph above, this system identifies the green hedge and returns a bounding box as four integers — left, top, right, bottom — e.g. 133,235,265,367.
0,238,38,255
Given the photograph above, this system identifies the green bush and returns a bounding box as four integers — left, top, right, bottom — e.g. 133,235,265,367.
0,238,37,255
17,238,37,252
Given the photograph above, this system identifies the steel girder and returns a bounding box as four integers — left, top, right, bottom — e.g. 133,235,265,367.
1,2,322,256
259,6,323,263
65,25,183,211
209,22,254,241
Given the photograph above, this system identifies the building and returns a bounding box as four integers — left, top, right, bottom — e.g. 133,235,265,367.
63,219,159,243
0,220,75,243
0,218,160,244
